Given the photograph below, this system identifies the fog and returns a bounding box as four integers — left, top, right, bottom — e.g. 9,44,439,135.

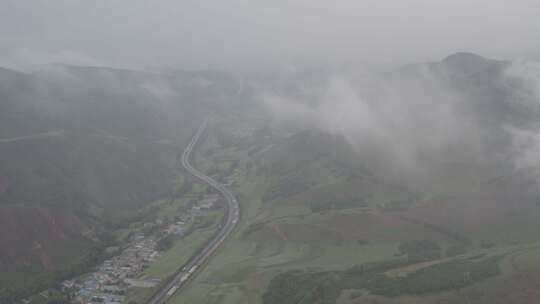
259,57,540,189
1,0,540,71
2,1,540,187
6,3,540,302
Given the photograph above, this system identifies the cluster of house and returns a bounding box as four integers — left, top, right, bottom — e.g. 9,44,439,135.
62,237,160,304
163,220,187,236
192,193,220,211
58,193,222,304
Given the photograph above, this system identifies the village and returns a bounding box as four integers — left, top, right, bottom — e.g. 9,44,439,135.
58,193,221,304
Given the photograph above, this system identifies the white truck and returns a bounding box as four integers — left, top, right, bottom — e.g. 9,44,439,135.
166,286,178,297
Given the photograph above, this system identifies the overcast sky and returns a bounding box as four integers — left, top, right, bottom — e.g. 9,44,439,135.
1,0,539,71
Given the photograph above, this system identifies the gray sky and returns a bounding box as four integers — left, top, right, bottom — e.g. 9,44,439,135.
1,0,539,71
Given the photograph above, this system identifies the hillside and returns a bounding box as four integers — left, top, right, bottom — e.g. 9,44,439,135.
169,54,540,304
0,65,247,298
3,53,540,303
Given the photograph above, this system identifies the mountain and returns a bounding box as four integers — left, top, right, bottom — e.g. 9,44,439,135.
394,52,539,127
0,65,247,296
171,54,540,304
4,53,540,303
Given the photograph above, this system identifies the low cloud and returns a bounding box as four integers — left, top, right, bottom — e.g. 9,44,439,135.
0,48,103,72
259,60,540,188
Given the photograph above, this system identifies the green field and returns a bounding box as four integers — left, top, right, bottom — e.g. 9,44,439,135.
144,230,216,279
166,120,540,304
169,160,410,304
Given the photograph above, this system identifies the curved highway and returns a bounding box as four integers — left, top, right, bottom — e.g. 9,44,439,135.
147,120,240,304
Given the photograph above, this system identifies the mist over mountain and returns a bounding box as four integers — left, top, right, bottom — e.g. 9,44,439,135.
258,53,540,190
2,52,540,303
3,1,540,303
0,65,248,293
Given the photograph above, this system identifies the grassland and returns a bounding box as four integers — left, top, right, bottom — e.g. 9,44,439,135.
145,230,216,279
168,120,540,304
169,158,417,304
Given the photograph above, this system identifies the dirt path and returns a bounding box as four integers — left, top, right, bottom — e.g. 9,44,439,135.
271,224,289,242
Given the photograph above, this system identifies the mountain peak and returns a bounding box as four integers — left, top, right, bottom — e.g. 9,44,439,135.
440,52,506,75
443,52,487,62
441,52,490,68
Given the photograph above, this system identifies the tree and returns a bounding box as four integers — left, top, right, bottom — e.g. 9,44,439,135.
446,244,467,257
157,234,175,251
399,240,441,261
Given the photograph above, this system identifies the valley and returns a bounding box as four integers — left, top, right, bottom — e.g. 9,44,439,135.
3,53,540,304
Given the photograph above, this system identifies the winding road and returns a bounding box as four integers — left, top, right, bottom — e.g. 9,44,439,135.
0,131,66,143
147,120,240,304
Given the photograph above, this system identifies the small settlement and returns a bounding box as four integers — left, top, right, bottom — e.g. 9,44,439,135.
58,193,221,304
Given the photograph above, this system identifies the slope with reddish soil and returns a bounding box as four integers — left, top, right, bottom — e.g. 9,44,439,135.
270,224,289,241
0,205,89,271
247,211,454,245
0,175,8,194
319,212,454,242
401,190,540,244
